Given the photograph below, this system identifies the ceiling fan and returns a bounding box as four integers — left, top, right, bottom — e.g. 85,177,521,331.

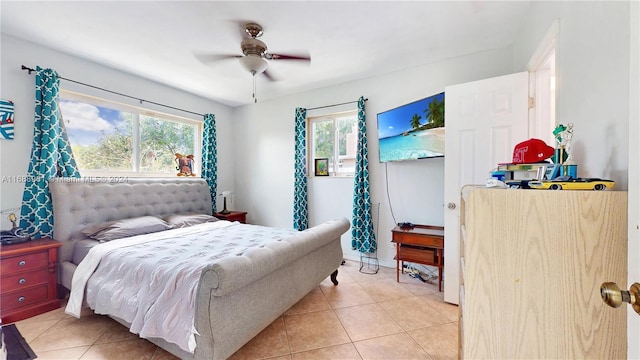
197,22,311,102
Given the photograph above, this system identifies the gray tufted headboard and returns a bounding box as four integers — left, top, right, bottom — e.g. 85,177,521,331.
49,177,212,265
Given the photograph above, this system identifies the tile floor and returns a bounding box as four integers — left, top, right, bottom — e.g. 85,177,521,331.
12,261,458,359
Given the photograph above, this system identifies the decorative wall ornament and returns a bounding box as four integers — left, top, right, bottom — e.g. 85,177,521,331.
0,99,15,140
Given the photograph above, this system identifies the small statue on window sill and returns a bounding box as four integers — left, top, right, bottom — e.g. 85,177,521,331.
175,153,195,176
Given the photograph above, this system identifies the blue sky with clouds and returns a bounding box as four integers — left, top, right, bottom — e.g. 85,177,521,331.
60,99,123,145
376,92,444,139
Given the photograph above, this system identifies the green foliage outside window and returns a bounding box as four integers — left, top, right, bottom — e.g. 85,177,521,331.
63,95,198,174
71,113,134,171
313,120,334,159
140,115,195,173
337,116,356,156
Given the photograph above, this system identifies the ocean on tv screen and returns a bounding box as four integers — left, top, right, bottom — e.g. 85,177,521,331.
379,127,444,162
377,92,445,163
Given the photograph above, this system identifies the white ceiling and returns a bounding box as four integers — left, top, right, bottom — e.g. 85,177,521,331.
1,1,531,107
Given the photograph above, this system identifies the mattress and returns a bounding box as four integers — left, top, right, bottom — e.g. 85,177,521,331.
72,239,101,265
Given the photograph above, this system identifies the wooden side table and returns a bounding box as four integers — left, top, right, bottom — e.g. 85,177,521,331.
1,238,61,323
214,211,247,224
391,225,444,291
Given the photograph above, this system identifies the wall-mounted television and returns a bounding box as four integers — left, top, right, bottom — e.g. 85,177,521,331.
377,92,445,163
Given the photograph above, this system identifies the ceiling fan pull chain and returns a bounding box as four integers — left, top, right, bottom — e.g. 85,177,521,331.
252,72,258,103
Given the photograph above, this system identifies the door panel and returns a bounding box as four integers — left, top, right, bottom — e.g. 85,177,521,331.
443,71,529,304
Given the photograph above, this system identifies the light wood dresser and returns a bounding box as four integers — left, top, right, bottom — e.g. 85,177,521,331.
459,188,627,358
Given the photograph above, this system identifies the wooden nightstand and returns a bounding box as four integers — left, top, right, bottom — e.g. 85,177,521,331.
214,211,247,224
391,225,444,291
1,238,62,323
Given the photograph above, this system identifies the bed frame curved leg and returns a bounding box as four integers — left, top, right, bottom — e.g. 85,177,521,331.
330,269,339,285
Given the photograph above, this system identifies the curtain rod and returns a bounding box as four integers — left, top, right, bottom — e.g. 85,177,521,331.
21,65,205,117
306,98,368,111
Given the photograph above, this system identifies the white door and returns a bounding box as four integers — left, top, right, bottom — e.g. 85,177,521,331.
443,71,529,304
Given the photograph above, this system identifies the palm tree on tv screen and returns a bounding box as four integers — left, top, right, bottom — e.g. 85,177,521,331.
424,97,445,128
410,113,422,130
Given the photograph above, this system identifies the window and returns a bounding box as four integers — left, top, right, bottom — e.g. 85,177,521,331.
308,111,358,177
59,90,202,177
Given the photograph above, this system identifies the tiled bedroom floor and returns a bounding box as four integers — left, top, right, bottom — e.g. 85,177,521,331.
12,261,458,359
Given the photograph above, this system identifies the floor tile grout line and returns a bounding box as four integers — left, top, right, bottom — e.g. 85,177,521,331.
328,296,357,345
280,314,294,358
76,344,92,360
17,315,64,344
405,325,444,360
32,343,91,360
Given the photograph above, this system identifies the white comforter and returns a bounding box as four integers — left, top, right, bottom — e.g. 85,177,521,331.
65,220,298,353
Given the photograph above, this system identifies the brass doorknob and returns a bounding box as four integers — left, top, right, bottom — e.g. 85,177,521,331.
600,282,640,315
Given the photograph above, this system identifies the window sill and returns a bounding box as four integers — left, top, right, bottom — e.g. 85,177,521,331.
308,175,354,179
74,171,202,179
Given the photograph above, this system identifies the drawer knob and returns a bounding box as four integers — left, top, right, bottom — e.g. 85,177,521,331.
18,260,26,266
18,296,25,302
18,278,26,284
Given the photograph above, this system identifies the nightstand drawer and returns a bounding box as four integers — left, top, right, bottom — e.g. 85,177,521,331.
394,233,443,248
214,211,247,224
1,285,48,311
1,270,49,293
398,245,438,264
0,252,48,274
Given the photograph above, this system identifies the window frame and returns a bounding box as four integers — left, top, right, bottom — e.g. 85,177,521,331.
60,90,203,178
307,110,358,178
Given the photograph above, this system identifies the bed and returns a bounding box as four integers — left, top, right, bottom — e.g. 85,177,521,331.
49,177,349,360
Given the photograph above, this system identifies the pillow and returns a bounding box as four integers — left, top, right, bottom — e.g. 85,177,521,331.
81,216,173,242
163,213,219,228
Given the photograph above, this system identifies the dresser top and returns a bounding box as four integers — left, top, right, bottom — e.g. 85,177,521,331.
391,224,444,237
0,238,60,257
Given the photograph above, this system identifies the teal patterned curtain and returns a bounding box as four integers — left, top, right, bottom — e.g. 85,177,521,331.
351,96,376,253
20,66,81,238
202,113,217,214
293,107,308,230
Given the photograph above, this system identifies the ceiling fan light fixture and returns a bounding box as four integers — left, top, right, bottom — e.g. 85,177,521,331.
239,55,268,75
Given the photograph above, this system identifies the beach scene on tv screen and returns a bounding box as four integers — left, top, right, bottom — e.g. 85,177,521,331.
377,92,445,162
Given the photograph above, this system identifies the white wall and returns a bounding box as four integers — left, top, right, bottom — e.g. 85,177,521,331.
0,34,234,229
512,1,630,189
628,0,640,355
232,46,515,267
628,1,640,355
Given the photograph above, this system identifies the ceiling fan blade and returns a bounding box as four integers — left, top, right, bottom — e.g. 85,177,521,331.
194,53,242,64
262,69,278,82
266,53,311,62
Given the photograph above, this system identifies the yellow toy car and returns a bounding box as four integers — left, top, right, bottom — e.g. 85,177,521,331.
528,178,615,191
